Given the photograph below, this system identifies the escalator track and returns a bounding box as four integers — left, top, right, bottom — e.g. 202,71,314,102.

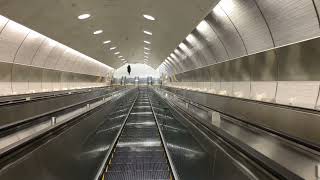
102,89,175,180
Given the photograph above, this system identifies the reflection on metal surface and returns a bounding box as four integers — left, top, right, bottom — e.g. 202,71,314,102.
159,87,320,180
104,90,172,180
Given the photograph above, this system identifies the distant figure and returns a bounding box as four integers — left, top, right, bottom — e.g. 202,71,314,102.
127,65,131,75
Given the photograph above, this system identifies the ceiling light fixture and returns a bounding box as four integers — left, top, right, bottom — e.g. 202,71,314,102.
93,30,103,35
110,47,117,50
118,56,123,58
78,14,91,20
143,30,152,35
144,52,149,55
144,40,151,44
144,47,150,50
121,58,125,61
114,52,120,55
144,56,148,58
143,14,156,21
103,40,111,44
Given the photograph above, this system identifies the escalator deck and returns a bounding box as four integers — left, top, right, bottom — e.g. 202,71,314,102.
105,93,171,180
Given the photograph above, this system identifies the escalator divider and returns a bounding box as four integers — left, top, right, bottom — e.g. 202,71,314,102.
94,91,139,180
147,91,180,180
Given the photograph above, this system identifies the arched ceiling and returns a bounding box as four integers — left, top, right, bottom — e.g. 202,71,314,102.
0,0,218,69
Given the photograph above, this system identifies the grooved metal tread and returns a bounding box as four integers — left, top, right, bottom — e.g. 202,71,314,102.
105,93,171,180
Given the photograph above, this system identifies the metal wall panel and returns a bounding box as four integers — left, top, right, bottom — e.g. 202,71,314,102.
315,0,320,16
231,57,252,81
277,37,320,81
0,15,8,32
11,64,30,94
43,44,65,69
250,50,277,81
55,49,72,71
218,61,233,82
220,0,274,54
28,66,43,92
0,21,29,63
31,38,57,68
0,62,12,95
52,71,62,91
256,0,320,46
14,31,45,65
209,64,221,82
208,6,247,59
42,69,54,91
196,20,229,62
0,16,113,95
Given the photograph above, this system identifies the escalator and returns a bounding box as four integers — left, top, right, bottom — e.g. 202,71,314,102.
103,89,174,180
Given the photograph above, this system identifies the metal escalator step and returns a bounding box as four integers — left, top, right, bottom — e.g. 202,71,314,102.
108,162,169,171
105,170,170,180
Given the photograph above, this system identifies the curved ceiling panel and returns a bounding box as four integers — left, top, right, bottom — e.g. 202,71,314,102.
208,5,247,58
0,14,113,83
43,44,65,69
195,21,228,63
220,0,274,54
0,21,29,63
14,31,45,65
159,0,320,77
256,0,320,46
31,38,57,67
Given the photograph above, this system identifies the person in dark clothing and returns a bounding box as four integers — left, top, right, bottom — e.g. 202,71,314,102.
127,65,131,75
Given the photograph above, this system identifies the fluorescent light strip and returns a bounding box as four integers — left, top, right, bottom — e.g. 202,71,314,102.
103,40,111,44
114,52,120,55
93,30,103,35
144,40,151,44
110,47,117,50
144,52,149,55
78,14,91,20
144,47,150,50
143,30,152,35
143,14,156,21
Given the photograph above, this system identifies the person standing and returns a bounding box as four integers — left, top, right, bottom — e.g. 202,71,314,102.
127,65,131,75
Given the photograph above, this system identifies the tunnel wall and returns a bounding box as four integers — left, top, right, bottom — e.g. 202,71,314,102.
158,0,320,110
0,15,114,96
